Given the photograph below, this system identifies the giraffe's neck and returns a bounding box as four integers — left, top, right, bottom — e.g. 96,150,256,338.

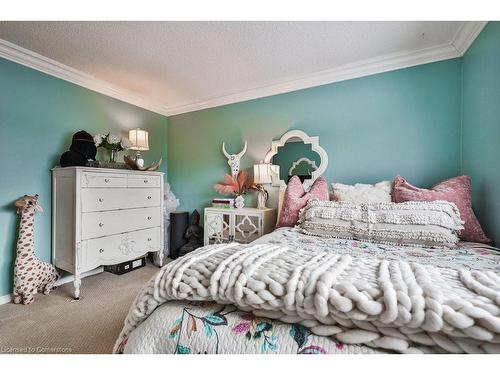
17,209,35,256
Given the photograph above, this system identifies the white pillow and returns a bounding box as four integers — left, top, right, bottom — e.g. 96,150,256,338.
331,181,392,203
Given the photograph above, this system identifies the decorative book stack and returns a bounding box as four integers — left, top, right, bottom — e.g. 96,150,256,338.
212,198,234,209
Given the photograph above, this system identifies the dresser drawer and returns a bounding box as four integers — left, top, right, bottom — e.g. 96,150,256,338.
81,188,161,212
81,207,161,240
81,227,161,271
81,172,127,188
128,175,161,188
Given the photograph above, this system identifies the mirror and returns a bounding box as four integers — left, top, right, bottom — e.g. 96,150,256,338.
272,141,320,182
264,130,328,190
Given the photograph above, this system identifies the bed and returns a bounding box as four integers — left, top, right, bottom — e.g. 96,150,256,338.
114,130,500,354
115,227,500,354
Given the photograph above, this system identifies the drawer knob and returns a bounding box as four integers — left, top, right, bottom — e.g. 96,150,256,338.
104,178,110,183
98,198,104,202
147,196,152,200
99,248,104,253
98,222,104,227
144,180,149,183
147,216,152,220
147,238,152,242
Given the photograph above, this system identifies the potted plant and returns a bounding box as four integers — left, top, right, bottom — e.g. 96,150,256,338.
94,133,132,162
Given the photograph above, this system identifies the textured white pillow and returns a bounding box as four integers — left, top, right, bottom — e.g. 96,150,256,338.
298,199,464,248
332,181,392,203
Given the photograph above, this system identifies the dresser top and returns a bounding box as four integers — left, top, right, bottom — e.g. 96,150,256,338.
52,166,164,176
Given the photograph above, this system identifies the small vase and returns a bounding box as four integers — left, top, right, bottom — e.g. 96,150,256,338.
108,149,117,163
234,195,245,209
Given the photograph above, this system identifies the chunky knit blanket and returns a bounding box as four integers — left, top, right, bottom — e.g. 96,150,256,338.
114,243,500,354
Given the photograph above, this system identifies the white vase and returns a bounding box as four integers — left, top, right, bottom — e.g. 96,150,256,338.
234,195,245,209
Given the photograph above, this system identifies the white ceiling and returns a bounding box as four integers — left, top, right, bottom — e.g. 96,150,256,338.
0,21,486,116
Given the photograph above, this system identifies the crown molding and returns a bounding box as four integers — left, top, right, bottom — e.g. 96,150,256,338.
0,21,487,117
0,38,171,116
167,43,461,116
451,21,488,56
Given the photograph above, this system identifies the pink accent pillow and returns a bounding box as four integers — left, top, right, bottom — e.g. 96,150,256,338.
393,175,490,243
277,176,329,228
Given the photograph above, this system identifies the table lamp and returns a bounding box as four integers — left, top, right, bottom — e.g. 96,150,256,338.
253,162,275,209
128,128,149,168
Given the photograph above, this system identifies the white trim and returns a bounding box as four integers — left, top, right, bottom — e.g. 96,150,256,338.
0,22,486,116
0,39,170,116
167,43,461,115
0,267,103,305
451,21,488,56
0,294,12,305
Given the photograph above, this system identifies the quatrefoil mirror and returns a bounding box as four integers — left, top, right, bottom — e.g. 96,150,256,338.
264,130,328,190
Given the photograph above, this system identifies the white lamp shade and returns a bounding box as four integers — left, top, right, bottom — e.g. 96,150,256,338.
253,163,276,184
129,128,149,151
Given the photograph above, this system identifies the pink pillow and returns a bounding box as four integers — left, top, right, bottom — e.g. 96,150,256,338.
393,175,490,243
277,176,329,228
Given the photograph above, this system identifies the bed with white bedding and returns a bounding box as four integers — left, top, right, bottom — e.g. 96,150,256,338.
115,228,500,354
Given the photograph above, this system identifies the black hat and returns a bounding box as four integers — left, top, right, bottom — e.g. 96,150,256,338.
72,130,94,143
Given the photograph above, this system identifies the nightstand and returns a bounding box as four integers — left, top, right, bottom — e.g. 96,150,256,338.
204,207,276,245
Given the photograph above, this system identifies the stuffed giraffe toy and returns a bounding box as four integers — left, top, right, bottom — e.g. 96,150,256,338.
13,195,60,304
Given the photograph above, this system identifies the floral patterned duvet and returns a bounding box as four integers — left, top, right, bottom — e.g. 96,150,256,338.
123,300,384,354
122,228,499,354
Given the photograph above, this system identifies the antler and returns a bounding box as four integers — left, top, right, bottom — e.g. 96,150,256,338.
222,142,230,158
237,141,247,158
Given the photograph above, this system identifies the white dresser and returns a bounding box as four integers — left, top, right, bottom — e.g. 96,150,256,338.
204,207,275,246
52,167,164,299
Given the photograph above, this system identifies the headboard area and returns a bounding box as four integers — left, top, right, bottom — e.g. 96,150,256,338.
262,130,329,222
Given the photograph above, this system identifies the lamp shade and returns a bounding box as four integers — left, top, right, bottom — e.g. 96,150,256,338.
128,128,149,151
253,162,274,184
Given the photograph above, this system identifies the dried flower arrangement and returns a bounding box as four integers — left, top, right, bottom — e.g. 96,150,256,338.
213,170,251,196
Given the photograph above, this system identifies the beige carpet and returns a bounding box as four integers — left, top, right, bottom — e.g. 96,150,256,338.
0,262,159,354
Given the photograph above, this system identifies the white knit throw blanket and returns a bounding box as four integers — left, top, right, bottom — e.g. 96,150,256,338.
114,243,500,354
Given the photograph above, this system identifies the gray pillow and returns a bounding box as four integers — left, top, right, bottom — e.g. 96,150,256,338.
297,199,464,248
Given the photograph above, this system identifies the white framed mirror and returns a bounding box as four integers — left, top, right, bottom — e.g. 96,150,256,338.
263,130,328,190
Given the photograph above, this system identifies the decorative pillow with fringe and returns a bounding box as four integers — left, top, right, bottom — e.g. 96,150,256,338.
297,199,464,248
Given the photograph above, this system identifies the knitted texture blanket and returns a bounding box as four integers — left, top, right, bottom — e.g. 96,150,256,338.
114,243,500,354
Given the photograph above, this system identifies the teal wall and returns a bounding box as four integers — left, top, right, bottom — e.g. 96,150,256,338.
168,58,463,217
462,22,500,243
0,57,168,296
2,23,498,298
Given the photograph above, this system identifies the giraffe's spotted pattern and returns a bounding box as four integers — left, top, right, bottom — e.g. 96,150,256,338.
13,195,60,305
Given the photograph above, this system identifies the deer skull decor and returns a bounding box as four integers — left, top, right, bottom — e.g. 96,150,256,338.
222,141,247,177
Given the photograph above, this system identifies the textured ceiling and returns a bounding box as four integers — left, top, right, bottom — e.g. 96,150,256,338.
0,21,469,115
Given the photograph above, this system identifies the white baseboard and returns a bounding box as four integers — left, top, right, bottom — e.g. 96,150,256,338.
0,267,104,306
0,294,12,305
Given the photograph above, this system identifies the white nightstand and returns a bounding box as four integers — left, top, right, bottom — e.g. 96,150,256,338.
204,207,276,245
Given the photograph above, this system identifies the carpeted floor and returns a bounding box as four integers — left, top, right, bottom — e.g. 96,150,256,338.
0,262,159,354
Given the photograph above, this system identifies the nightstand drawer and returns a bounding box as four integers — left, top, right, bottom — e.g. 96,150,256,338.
128,175,161,188
81,207,161,240
81,188,161,212
81,172,127,188
82,227,160,271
